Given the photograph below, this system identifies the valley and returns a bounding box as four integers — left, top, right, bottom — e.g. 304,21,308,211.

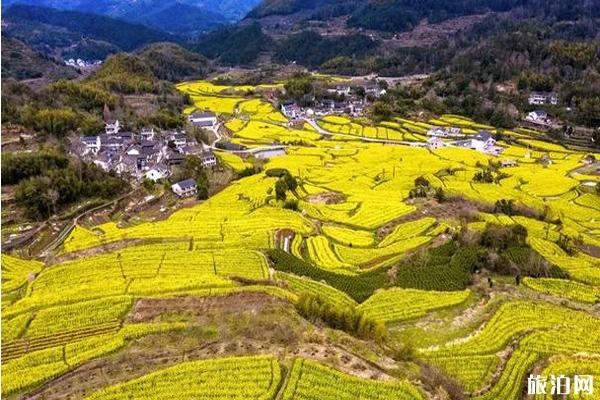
2,74,600,399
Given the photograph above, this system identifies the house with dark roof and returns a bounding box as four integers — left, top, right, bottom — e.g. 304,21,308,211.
171,178,197,197
140,128,155,141
528,92,558,105
188,110,218,131
167,152,185,166
145,164,170,182
81,136,101,154
200,151,217,167
525,110,549,124
280,101,300,119
452,131,503,155
169,133,188,149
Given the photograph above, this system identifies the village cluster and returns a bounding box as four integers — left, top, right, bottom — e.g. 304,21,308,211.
280,82,388,121
70,83,570,199
64,58,103,69
70,111,220,197
524,91,559,126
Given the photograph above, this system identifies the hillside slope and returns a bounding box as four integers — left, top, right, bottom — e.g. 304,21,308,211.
1,35,79,80
2,4,176,57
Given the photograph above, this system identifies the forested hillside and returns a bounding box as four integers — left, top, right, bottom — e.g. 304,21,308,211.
1,35,79,80
1,0,262,34
2,5,176,58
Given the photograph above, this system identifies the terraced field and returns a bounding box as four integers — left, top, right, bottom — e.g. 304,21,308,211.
2,78,599,399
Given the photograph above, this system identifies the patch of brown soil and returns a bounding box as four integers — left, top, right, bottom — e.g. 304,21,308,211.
377,197,486,240
307,192,345,205
49,239,145,264
581,244,600,258
127,292,291,323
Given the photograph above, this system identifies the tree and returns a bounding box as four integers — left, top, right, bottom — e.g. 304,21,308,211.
371,101,393,122
275,179,288,201
283,172,298,192
34,108,79,138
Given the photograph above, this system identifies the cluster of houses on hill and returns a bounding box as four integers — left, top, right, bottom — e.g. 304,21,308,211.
70,110,221,197
64,58,102,69
425,127,504,156
280,82,387,121
525,91,559,126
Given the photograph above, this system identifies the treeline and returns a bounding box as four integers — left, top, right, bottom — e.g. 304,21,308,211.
3,150,128,220
347,0,521,32
274,31,377,69
268,249,386,303
2,151,69,185
3,4,174,52
191,23,273,65
296,293,387,344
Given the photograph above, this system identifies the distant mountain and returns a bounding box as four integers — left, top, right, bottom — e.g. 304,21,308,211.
1,34,79,80
2,5,177,58
1,0,263,35
247,0,346,18
124,3,228,35
247,0,600,32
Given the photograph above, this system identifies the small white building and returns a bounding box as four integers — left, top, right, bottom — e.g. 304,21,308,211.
145,165,169,182
171,178,197,197
200,151,217,168
105,119,120,135
427,127,462,137
364,85,387,98
453,131,503,155
426,137,447,150
140,128,155,141
81,136,101,155
329,85,351,96
525,110,549,124
528,92,558,106
188,111,218,131
169,133,187,149
280,102,300,119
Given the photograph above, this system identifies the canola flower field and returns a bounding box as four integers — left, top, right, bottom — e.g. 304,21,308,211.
2,78,600,399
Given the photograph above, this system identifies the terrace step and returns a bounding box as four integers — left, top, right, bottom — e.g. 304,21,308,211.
1,320,121,362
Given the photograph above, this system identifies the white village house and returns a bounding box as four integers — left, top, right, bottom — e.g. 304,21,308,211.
140,128,155,141
81,136,101,155
171,178,197,197
426,137,447,150
525,110,549,124
200,151,217,168
453,131,503,156
427,126,463,137
280,101,300,119
169,132,188,149
188,111,218,132
328,85,352,96
105,119,121,135
528,92,558,106
145,165,170,182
